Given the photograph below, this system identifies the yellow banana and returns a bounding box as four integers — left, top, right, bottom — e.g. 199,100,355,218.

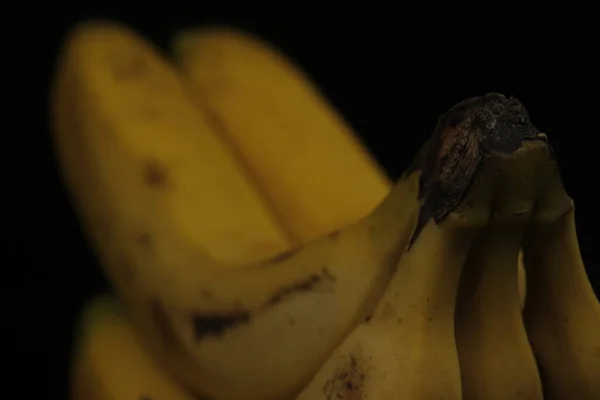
52,21,421,400
71,294,196,400
172,28,390,242
297,94,566,399
51,21,294,266
523,206,600,399
54,19,593,400
453,161,546,399
172,27,529,311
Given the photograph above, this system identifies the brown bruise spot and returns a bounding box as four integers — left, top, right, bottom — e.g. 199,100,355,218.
144,160,169,187
265,267,336,308
407,93,546,247
110,52,149,81
329,229,341,239
200,289,213,300
262,248,298,264
191,310,251,340
136,232,153,247
190,269,338,340
322,354,366,400
265,274,322,307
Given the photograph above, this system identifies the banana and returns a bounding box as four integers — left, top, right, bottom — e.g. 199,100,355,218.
297,93,564,399
71,294,196,400
172,28,534,316
53,19,589,400
296,207,480,399
172,28,390,242
51,22,295,266
453,159,546,399
52,21,422,400
523,206,600,399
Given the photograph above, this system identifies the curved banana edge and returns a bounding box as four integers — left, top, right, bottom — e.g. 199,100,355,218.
523,206,600,399
51,20,420,400
454,222,542,398
52,20,568,400
70,294,196,400
297,118,570,399
171,27,391,243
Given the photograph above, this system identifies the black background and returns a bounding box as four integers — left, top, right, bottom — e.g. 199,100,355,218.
14,3,598,397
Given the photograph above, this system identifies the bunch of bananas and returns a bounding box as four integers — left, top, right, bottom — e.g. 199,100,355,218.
52,20,599,400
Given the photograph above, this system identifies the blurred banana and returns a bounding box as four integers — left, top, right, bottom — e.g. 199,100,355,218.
173,28,390,242
53,21,419,400
54,20,597,400
71,295,196,400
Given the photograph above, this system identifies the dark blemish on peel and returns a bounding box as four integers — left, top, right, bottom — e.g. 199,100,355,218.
137,232,152,247
111,53,148,81
192,311,251,340
329,230,341,239
265,267,336,308
266,274,322,307
364,315,372,323
192,269,335,340
322,354,366,399
263,248,298,264
144,160,168,187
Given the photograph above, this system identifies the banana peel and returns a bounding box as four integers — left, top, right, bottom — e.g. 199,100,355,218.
57,20,599,400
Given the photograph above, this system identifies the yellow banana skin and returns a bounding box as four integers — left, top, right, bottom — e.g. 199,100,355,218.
71,294,197,400
53,19,596,400
297,96,570,399
173,28,390,243
451,134,570,399
523,207,600,399
52,21,421,400
173,26,530,322
454,213,541,397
